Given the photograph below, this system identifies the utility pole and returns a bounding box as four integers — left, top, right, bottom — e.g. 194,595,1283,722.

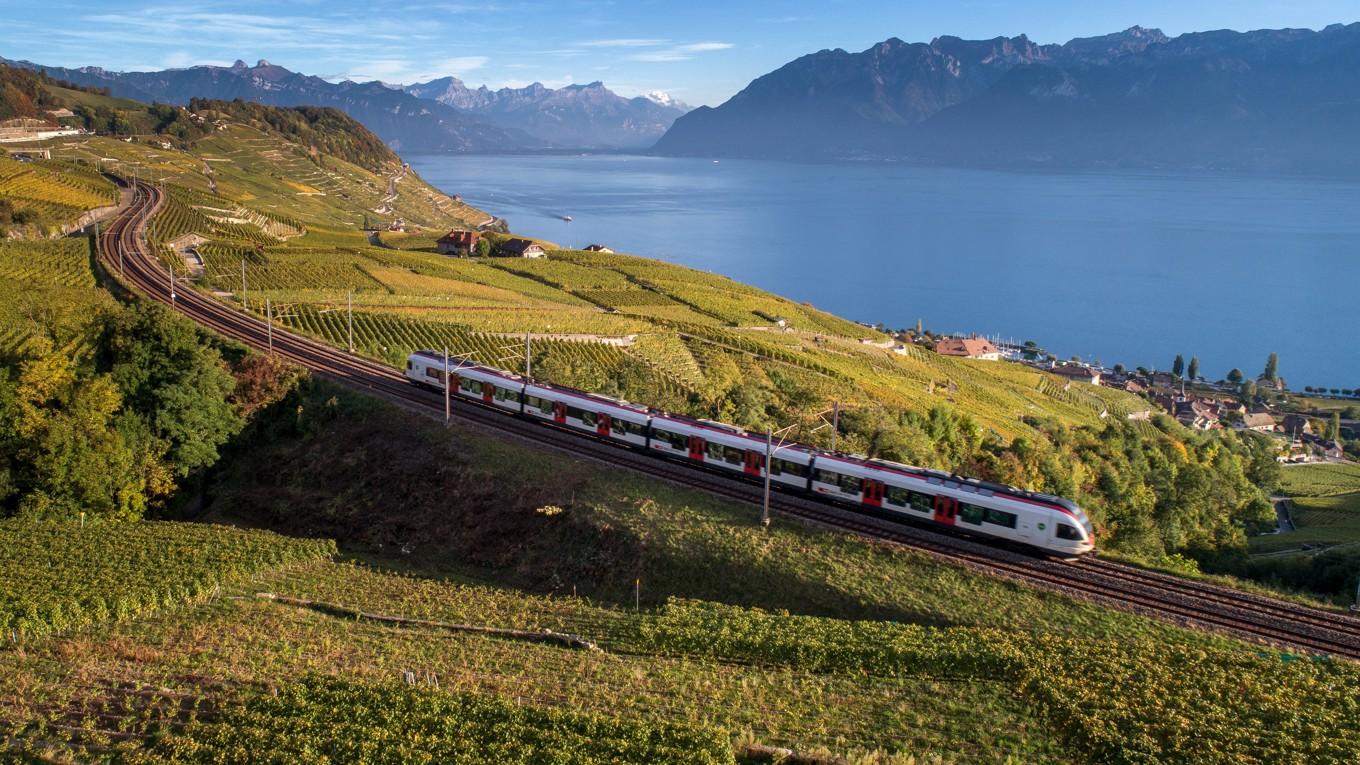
1352,577,1360,612
266,298,273,356
829,400,840,454
347,290,354,353
524,332,531,378
761,428,773,528
241,258,247,310
444,346,451,426
168,261,176,311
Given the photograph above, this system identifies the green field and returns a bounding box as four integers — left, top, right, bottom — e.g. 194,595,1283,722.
0,519,335,641
1,383,1354,764
1280,461,1360,497
0,238,116,358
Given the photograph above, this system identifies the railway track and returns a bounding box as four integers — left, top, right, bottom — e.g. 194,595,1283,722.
98,179,1360,660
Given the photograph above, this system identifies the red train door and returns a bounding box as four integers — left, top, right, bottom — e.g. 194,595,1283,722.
862,479,884,508
597,413,611,437
933,495,957,526
743,450,764,476
482,382,494,404
553,402,566,424
688,435,705,460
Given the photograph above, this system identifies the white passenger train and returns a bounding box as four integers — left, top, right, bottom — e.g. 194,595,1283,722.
407,350,1096,556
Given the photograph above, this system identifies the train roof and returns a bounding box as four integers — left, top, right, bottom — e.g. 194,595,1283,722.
817,451,1092,524
649,412,815,454
523,380,649,417
409,351,522,383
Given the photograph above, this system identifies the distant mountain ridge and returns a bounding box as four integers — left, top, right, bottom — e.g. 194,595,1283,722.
0,56,688,152
654,23,1360,175
403,77,689,149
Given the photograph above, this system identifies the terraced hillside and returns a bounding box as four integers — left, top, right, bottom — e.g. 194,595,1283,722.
0,238,117,358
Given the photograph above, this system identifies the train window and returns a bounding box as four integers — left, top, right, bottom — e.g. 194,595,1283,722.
460,377,476,392
909,491,933,513
425,367,440,379
774,459,807,478
814,469,840,485
959,503,985,525
1056,523,1082,541
706,442,725,460
494,386,514,401
885,486,910,506
839,474,861,494
406,360,413,370
655,429,686,450
581,411,597,427
612,418,627,434
984,509,1017,529
723,445,744,465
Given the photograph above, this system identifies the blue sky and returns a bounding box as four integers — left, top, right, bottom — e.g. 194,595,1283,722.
5,0,1358,105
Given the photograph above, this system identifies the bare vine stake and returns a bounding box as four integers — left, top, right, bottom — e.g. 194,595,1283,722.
635,579,640,612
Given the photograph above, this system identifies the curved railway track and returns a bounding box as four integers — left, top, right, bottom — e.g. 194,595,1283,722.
98,179,1360,660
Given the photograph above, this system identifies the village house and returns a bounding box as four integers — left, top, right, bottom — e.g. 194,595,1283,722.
935,337,1001,361
1324,441,1346,460
1238,412,1277,432
436,229,480,256
1050,364,1102,385
583,244,614,253
496,238,547,258
1120,378,1147,394
45,108,75,120
1280,414,1314,437
1150,372,1177,388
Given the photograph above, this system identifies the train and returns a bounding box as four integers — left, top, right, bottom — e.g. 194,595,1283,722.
405,350,1096,557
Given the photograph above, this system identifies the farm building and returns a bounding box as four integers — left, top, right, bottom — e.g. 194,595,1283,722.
436,229,480,256
935,337,1000,360
1050,364,1102,385
583,244,614,253
497,238,546,258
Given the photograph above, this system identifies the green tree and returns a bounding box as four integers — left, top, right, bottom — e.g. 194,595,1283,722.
100,302,242,476
1330,411,1343,442
475,238,492,258
1262,352,1279,382
1187,357,1200,382
1227,368,1244,384
1172,355,1185,378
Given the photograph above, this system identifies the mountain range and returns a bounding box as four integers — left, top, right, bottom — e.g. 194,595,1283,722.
404,78,687,149
654,23,1360,174
0,57,690,153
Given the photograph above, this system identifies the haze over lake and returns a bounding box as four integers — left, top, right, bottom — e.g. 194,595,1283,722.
408,154,1360,387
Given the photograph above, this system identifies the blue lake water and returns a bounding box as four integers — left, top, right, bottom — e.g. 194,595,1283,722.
407,154,1360,387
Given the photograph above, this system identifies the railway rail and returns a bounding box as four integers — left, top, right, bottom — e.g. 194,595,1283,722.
97,178,1360,660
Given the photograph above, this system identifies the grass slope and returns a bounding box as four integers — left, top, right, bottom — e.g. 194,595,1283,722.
2,382,1354,764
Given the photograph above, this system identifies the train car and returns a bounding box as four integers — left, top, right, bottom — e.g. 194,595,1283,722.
809,454,1095,556
522,381,651,447
406,351,525,413
647,413,815,490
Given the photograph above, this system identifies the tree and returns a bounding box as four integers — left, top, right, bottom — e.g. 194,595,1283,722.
1227,368,1244,384
475,238,492,258
1305,386,1316,393
1262,352,1279,382
1331,411,1343,442
100,302,242,476
1241,380,1258,403
1113,363,1126,374
1187,357,1200,382
1172,354,1185,378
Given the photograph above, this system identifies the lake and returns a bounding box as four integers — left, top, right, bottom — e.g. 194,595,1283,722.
407,154,1360,387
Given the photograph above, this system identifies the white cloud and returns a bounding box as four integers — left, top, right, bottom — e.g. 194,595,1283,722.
339,56,489,84
577,38,669,48
627,42,733,62
677,42,734,52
